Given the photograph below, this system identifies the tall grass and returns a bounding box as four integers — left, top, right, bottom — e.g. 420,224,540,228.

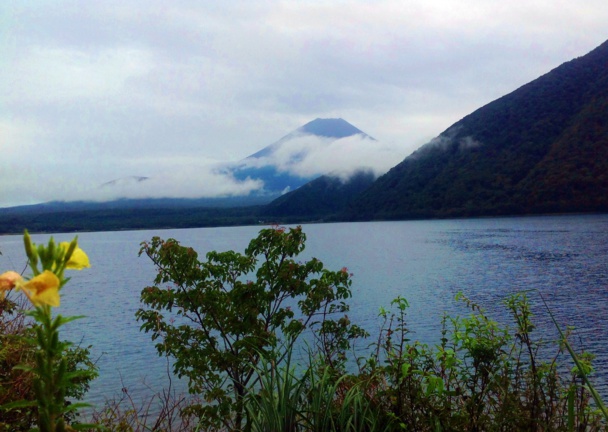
539,291,608,424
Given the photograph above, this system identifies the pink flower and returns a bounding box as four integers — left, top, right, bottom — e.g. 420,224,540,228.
0,271,23,299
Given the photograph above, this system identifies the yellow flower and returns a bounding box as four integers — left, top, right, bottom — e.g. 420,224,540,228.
0,271,23,299
60,242,91,270
17,271,61,307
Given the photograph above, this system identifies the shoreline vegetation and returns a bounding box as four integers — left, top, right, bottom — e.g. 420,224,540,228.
1,227,607,431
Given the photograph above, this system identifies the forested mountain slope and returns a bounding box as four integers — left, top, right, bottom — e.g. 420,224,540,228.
261,170,375,220
348,39,608,219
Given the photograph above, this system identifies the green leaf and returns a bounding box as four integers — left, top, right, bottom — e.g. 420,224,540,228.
0,399,38,410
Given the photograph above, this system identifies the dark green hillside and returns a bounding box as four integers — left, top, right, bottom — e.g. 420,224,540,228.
0,206,263,234
260,170,375,221
348,39,608,220
514,79,608,212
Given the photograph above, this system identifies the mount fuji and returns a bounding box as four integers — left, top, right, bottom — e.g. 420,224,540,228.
228,118,375,196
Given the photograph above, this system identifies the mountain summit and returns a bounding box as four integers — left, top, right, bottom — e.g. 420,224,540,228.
298,117,369,138
231,118,375,195
246,118,373,159
348,39,608,219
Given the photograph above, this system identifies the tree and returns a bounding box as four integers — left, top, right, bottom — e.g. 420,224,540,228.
136,225,366,430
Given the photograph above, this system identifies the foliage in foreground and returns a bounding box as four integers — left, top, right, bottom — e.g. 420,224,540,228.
132,226,606,431
240,293,605,431
137,225,367,430
0,296,98,431
0,233,98,431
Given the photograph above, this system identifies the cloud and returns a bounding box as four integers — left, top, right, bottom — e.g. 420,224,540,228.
13,161,265,204
81,166,264,202
0,151,264,206
408,126,482,160
238,133,405,181
40,132,405,203
5,46,152,105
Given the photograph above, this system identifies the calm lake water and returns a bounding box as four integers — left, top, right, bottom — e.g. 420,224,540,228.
1,214,608,408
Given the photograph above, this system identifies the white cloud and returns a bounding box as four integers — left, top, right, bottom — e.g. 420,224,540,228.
4,47,153,105
73,132,405,202
238,133,405,180
79,166,264,202
0,161,264,205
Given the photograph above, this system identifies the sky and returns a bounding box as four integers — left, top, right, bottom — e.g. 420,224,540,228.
1,1,607,207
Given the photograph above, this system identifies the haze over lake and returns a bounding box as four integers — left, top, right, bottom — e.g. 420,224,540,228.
1,214,607,407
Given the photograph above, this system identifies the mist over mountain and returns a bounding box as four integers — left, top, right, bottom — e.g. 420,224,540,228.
0,119,403,226
347,39,608,220
55,118,397,205
229,118,384,196
100,176,150,188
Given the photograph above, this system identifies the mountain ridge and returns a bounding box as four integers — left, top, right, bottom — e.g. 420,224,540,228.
346,39,608,220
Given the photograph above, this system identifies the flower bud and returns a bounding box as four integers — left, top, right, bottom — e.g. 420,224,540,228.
64,238,78,264
23,230,38,267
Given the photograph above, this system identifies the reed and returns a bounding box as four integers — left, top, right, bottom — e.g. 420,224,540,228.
539,291,608,424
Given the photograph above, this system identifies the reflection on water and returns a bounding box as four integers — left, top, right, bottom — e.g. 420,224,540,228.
1,214,607,407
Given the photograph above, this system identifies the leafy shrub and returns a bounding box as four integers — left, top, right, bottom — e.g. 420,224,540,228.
346,293,604,431
137,225,366,430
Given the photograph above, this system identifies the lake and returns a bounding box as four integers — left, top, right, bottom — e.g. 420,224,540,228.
1,214,608,408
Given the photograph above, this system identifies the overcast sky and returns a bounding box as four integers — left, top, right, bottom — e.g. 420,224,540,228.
1,1,607,207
